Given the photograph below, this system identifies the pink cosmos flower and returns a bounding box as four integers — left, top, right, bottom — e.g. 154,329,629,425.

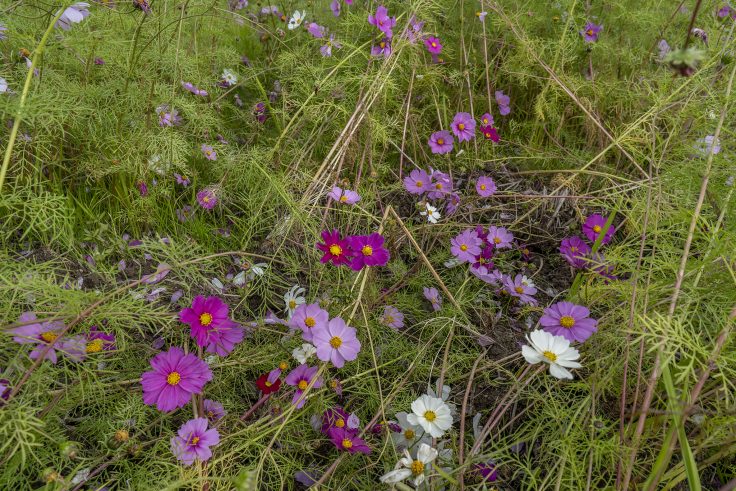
328,186,360,204
446,192,461,215
428,169,452,199
371,39,392,57
451,112,476,142
368,6,396,38
582,214,615,245
201,144,217,161
10,312,66,364
346,233,390,270
313,317,361,368
495,90,511,116
321,407,358,435
174,173,191,187
85,326,116,353
480,112,494,126
157,105,182,127
321,35,341,57
284,364,323,408
289,302,329,342
317,229,353,266
170,418,220,465
502,274,537,305
424,36,442,54
472,245,495,270
380,305,404,330
330,0,340,16
540,302,598,343
428,130,454,154
203,399,226,422
179,296,244,356
197,188,218,209
307,22,325,38
423,287,442,311
451,229,483,263
141,347,212,412
328,427,371,454
406,15,424,43
560,236,591,268
480,125,500,142
486,226,514,248
403,169,431,194
470,264,502,284
476,176,497,197
580,22,602,43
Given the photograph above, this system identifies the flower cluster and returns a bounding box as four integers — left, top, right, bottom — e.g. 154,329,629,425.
179,296,244,356
316,230,390,270
321,407,371,454
560,213,616,279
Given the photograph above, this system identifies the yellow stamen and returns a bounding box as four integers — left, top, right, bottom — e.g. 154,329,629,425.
411,460,425,475
458,123,465,130
423,410,436,422
560,316,576,328
460,244,468,251
265,380,272,387
593,225,602,233
339,195,348,202
342,438,353,449
493,237,501,244
41,331,58,343
416,181,423,188
86,339,104,353
515,286,524,294
199,312,213,326
361,245,373,256
298,380,308,390
404,429,415,440
329,244,342,256
279,361,288,370
437,138,444,145
167,371,181,385
288,300,296,309
480,184,486,190
330,336,343,348
543,351,557,362
304,317,316,328
335,418,345,428
191,436,200,445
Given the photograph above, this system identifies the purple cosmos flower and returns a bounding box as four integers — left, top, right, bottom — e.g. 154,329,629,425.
474,461,498,482
137,181,148,197
476,176,497,197
368,6,396,38
284,364,323,408
307,22,326,38
330,0,340,16
406,15,424,43
85,326,116,353
540,301,598,343
179,296,244,356
582,214,615,244
203,399,226,422
495,90,511,116
404,169,431,194
446,192,461,215
197,188,217,209
487,226,514,248
428,130,454,154
0,24,7,41
177,205,193,222
181,81,208,97
371,39,392,58
321,407,351,434
321,35,341,57
470,264,502,285
451,112,476,142
423,287,442,311
156,104,182,127
502,274,538,305
289,302,329,342
347,233,390,270
328,427,371,454
560,236,591,268
451,229,483,263
477,11,488,22
380,305,404,330
580,22,602,43
0,379,11,400
472,245,495,270
480,125,500,142
10,312,66,364
317,229,353,266
313,317,361,368
425,36,442,54
56,3,90,30
254,102,268,123
174,173,191,187
170,418,219,465
201,144,217,161
480,113,494,127
428,169,452,199
141,347,212,412
695,135,721,156
328,186,360,204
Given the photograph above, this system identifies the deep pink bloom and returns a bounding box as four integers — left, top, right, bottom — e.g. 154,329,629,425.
328,186,360,204
380,305,404,330
284,364,323,408
480,112,494,127
428,130,454,154
472,245,495,270
321,407,359,435
428,169,452,199
476,176,497,197
487,226,514,248
451,229,483,263
451,112,476,142
580,22,602,43
502,274,537,305
179,296,244,356
347,233,390,270
368,6,396,38
10,312,66,364
540,301,598,343
583,214,615,244
403,168,431,194
289,302,329,342
170,418,220,465
560,236,591,268
328,427,371,454
480,125,500,142
197,188,217,209
423,287,442,311
474,461,498,482
424,36,442,54
141,347,212,412
317,229,353,266
203,399,226,422
201,144,217,161
313,317,361,368
495,90,511,116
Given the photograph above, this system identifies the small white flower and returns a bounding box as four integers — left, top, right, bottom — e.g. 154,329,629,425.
247,262,267,280
420,202,441,223
406,394,453,438
0,77,8,94
380,443,438,486
521,329,582,379
292,343,317,363
520,275,535,289
392,411,431,449
232,271,247,288
221,68,238,86
283,284,306,319
288,10,305,29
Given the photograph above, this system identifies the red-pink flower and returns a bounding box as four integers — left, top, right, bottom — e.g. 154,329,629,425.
346,233,390,270
316,229,353,266
179,296,244,356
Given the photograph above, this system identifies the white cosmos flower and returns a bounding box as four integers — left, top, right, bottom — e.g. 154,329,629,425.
221,68,238,86
283,284,306,319
380,443,438,486
392,411,431,450
292,343,316,364
420,202,441,223
520,275,535,289
406,394,453,438
522,329,582,380
287,10,305,29
0,77,8,94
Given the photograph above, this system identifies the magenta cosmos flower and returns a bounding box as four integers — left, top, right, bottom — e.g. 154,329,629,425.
424,36,442,54
560,236,591,268
368,6,396,38
451,112,476,142
580,22,602,43
321,407,358,435
502,274,537,305
495,90,511,116
451,229,483,263
406,15,424,43
476,176,497,197
371,38,392,57
179,296,244,356
170,417,220,466
289,302,329,342
328,186,360,204
480,113,494,126
197,188,217,209
317,229,353,266
480,125,500,142
583,214,615,245
428,130,454,154
404,168,431,195
10,312,66,364
328,427,371,454
141,347,212,412
347,233,390,270
284,364,323,408
487,226,514,249
540,301,598,343
380,305,404,330
313,317,361,368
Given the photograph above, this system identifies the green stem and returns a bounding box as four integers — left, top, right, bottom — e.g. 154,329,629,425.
567,210,618,300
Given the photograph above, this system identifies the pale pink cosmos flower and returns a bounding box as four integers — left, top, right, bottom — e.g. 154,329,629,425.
312,317,361,368
486,226,514,249
451,229,483,263
476,176,497,197
423,287,442,311
328,186,360,205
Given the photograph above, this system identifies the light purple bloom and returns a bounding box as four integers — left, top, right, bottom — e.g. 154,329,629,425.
479,112,494,127
284,364,323,408
406,15,424,43
451,229,483,263
471,265,503,285
156,105,182,127
313,317,361,368
177,205,193,222
403,169,431,195
695,135,721,156
10,312,66,364
181,81,208,97
580,22,602,43
321,35,341,57
428,130,454,154
560,236,590,268
540,301,598,343
170,418,220,465
174,173,191,187
495,90,511,116
330,0,340,16
476,176,497,197
307,22,325,38
328,186,360,204
451,112,476,142
423,287,442,311
0,24,7,41
371,39,392,58
141,347,212,412
487,226,514,249
289,302,329,342
56,3,90,30
428,170,452,199
203,399,226,422
380,306,404,330
201,144,217,161
197,188,217,209
502,274,537,305
368,6,396,38
582,214,615,245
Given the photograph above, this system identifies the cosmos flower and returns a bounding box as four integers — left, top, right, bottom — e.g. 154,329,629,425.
406,15,424,43
170,418,219,465
219,69,238,88
133,0,152,14
480,125,500,142
181,81,208,97
371,38,392,57
253,102,268,123
55,3,90,30
312,317,361,368
380,443,438,486
289,303,329,342
156,105,182,127
283,285,306,319
476,176,497,197
85,326,116,353
474,461,498,482
540,302,598,343
321,407,359,435
582,214,615,245
307,22,325,38
0,23,7,41
694,135,721,156
328,427,371,454
428,169,452,199
347,233,390,270
284,364,322,408
424,36,442,54
328,186,360,204
480,112,494,126
486,226,514,248
495,90,511,116
201,144,217,161
330,0,340,16
256,371,282,394
288,10,306,29
560,236,591,268
521,330,582,379
292,343,318,363
404,169,432,195
321,35,341,57
203,399,226,422
174,173,190,186
317,229,353,266
196,188,217,209
423,287,442,311
502,274,538,305
177,205,193,222
392,411,430,449
141,347,212,412
407,394,453,438
428,130,454,154
451,112,476,142
471,245,494,271
10,312,66,364
451,229,483,263
0,78,8,94
580,22,602,43
379,305,404,330
476,11,488,22
368,6,396,38
420,202,441,223
179,296,244,356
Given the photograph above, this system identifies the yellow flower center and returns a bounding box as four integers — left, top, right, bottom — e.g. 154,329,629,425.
203,196,211,203
404,429,415,440
586,29,594,36
593,225,602,233
423,410,436,422
304,317,316,328
416,181,423,188
480,184,486,190
483,117,489,124
431,42,437,48
279,361,288,370
167,371,181,385
570,246,578,253
330,336,343,348
543,351,557,362
342,438,353,449
458,123,465,130
435,183,443,190
114,429,129,442
181,175,188,181
265,380,272,387
199,312,213,326
190,436,200,445
335,418,345,428
385,315,394,324
493,237,502,244
339,195,348,202
437,138,444,145
379,41,386,48
289,299,297,309
298,380,308,390
329,244,342,256
86,339,104,353
476,11,482,16
41,331,58,343
411,460,425,475
330,379,339,389
515,286,524,294
460,244,468,251
560,316,576,328
362,245,373,256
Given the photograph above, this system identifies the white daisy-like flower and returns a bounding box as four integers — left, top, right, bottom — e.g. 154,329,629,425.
521,329,582,380
420,202,441,223
380,443,438,486
392,412,431,450
283,284,306,319
520,275,535,289
287,10,305,30
221,68,238,86
0,77,8,94
427,381,457,417
406,394,453,438
292,343,317,364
